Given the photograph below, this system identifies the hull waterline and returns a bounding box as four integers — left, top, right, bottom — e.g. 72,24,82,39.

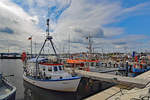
23,75,80,92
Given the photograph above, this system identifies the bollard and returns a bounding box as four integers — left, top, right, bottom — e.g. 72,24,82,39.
125,62,129,76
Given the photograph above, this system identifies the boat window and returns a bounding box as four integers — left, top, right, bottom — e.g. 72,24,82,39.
96,63,99,66
86,63,89,66
91,62,94,66
43,66,45,71
59,66,62,71
62,66,64,70
54,66,58,72
48,67,52,72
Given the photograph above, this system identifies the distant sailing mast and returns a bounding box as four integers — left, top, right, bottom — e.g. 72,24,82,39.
68,32,71,58
34,41,37,56
86,34,93,56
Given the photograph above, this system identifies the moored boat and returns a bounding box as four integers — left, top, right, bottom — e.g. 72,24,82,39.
0,73,16,100
22,18,81,92
66,59,100,72
23,58,80,92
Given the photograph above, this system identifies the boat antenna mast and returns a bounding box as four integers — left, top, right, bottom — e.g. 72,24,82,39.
86,34,93,54
46,18,57,56
85,34,94,60
36,18,57,60
35,18,58,76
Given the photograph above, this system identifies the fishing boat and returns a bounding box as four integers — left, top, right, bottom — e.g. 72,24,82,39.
66,59,100,72
129,55,150,76
0,73,16,100
65,34,100,72
22,18,81,92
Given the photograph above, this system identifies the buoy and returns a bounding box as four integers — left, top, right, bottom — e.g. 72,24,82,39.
21,52,27,62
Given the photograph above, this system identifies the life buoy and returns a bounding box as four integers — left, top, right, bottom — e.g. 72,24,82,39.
135,56,138,62
21,52,27,62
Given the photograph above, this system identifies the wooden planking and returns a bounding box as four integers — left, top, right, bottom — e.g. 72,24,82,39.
85,85,127,100
75,70,150,88
85,70,150,100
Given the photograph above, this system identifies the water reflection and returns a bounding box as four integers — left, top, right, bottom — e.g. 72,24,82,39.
23,81,78,100
23,78,111,100
0,59,113,100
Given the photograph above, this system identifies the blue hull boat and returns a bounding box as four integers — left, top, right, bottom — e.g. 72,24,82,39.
0,73,16,100
131,67,150,77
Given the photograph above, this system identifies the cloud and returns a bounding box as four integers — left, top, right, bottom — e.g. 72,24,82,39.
46,0,71,32
52,0,150,52
112,41,127,45
73,27,105,38
109,34,149,50
0,0,149,53
0,0,45,52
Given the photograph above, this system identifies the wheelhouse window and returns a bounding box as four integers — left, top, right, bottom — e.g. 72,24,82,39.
48,67,52,72
59,66,62,71
43,66,45,71
54,66,58,72
86,63,89,66
62,66,64,70
96,63,99,66
91,62,94,66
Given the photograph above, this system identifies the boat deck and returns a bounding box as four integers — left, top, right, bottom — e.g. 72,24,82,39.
85,69,150,100
0,84,11,98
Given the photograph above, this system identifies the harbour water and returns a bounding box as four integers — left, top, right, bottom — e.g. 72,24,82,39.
0,59,24,100
0,59,111,100
0,59,78,100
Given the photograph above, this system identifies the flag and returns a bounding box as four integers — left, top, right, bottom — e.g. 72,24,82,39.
135,56,138,62
28,37,32,40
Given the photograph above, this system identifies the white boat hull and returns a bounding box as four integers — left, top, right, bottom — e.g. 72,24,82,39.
23,75,81,92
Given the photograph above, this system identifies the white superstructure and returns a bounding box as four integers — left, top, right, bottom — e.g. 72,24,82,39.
23,58,81,92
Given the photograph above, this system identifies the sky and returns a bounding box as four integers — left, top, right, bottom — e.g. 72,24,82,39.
0,0,150,53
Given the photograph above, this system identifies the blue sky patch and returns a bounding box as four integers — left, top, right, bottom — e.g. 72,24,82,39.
0,27,14,34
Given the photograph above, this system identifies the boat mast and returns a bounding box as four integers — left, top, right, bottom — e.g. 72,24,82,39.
86,34,93,58
35,18,58,77
68,32,71,58
34,41,37,56
31,36,32,58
